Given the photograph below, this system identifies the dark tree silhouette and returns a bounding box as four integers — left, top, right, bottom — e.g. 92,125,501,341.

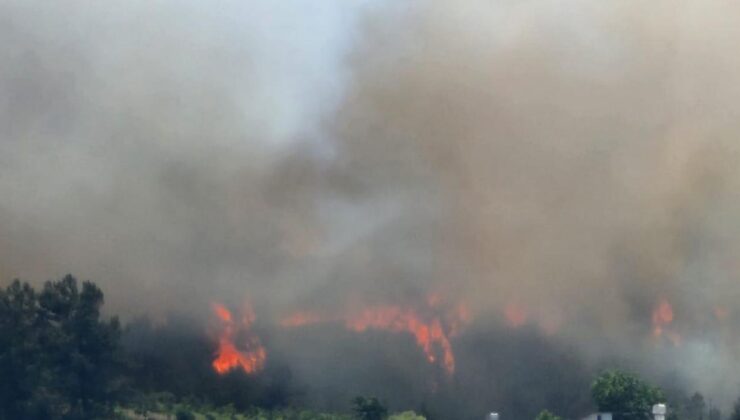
0,275,121,420
730,395,740,420
0,280,46,419
535,409,564,420
352,396,388,420
684,393,707,420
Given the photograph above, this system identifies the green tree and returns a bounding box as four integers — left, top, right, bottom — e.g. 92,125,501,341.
591,370,665,420
38,275,122,419
684,393,706,420
709,407,721,420
352,396,388,420
730,396,740,420
535,410,564,420
0,275,121,419
175,408,196,420
0,280,51,419
388,412,426,420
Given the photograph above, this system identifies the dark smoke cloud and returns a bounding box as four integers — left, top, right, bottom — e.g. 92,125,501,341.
3,0,740,414
332,0,740,408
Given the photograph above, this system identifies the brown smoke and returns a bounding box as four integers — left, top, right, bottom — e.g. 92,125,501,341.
330,0,740,406
2,0,740,411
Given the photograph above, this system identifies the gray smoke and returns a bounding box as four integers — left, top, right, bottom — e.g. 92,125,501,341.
3,0,740,413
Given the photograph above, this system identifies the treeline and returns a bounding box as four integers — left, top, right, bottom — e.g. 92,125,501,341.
0,276,424,420
0,276,121,419
1,276,738,420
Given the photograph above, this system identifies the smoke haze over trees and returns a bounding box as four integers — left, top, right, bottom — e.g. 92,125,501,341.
2,0,740,418
0,276,733,420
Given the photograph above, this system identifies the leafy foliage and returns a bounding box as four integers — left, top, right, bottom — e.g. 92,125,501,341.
534,409,564,420
388,412,425,420
0,274,715,420
591,370,665,420
243,408,352,420
175,407,196,420
352,396,388,420
115,395,422,420
0,275,121,419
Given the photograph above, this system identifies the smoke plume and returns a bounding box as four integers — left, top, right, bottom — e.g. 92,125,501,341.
3,0,740,417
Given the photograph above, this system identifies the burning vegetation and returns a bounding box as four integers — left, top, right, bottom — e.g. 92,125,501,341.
503,303,529,329
3,275,739,420
651,298,681,346
211,303,267,375
344,305,456,374
276,294,469,375
5,0,740,419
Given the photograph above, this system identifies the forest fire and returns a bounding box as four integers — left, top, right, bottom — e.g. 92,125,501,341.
448,303,472,337
211,303,266,375
279,296,469,375
279,311,326,328
651,298,673,336
652,298,680,346
346,305,456,375
503,303,528,328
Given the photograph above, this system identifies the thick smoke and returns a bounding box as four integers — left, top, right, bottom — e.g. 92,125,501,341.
333,0,740,407
0,0,374,317
3,0,740,417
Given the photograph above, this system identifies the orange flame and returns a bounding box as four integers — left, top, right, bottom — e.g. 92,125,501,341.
214,303,233,322
504,303,528,328
211,303,266,375
651,298,673,335
651,297,680,346
346,305,456,375
279,295,469,375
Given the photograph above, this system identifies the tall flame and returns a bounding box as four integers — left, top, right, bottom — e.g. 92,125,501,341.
212,303,266,375
279,295,469,375
651,297,680,346
346,305,456,375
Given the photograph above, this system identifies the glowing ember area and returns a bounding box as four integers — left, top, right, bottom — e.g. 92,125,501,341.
504,303,528,328
346,305,456,375
651,298,680,346
651,298,673,335
714,306,729,321
214,303,233,322
279,311,325,328
211,303,266,375
279,295,469,375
